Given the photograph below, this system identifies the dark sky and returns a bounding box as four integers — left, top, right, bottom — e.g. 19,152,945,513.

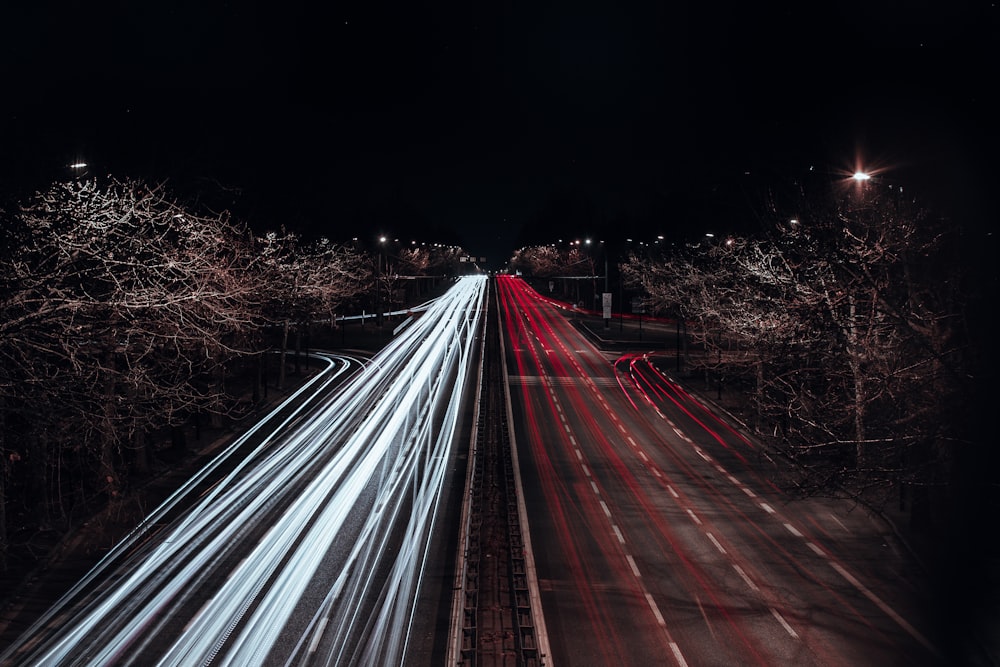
2,2,997,267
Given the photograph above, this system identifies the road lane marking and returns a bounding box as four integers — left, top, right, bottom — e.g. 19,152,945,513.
706,532,727,554
600,500,612,517
760,502,775,514
770,608,799,638
627,554,642,577
643,592,665,626
309,617,329,653
686,508,702,525
669,642,689,667
784,523,803,537
612,524,625,544
806,541,825,556
733,564,759,591
827,512,850,533
829,561,939,655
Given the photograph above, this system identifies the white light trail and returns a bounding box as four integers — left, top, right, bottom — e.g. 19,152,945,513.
4,276,487,667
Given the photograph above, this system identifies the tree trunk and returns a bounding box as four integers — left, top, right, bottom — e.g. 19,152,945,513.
26,432,50,529
294,325,302,375
252,352,262,404
278,320,289,390
126,384,149,476
848,295,866,468
209,362,225,429
100,349,121,501
0,406,6,569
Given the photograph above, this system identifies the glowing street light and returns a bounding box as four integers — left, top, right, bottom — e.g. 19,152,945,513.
852,171,871,182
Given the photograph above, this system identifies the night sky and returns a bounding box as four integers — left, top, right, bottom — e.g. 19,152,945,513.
2,2,997,267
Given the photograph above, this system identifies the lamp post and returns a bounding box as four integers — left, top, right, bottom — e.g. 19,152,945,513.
377,235,386,327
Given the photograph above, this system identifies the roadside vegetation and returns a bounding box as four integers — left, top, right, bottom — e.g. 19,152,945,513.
0,176,465,576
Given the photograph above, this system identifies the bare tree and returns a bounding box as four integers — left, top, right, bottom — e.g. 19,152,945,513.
621,184,968,504
0,178,259,529
251,230,371,388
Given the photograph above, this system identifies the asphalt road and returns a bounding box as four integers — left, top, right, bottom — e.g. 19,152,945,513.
498,275,939,666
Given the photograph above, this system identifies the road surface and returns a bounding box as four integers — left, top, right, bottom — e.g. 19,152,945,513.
498,274,938,666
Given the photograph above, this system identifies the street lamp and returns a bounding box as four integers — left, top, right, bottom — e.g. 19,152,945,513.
377,235,387,327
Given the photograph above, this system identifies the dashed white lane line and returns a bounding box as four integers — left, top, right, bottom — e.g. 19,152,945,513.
581,464,591,477
733,564,759,592
628,367,939,658
686,508,702,525
612,524,626,544
829,561,939,654
590,481,600,494
309,616,329,653
669,642,689,667
706,532,727,555
770,608,799,638
646,591,666,625
600,500,612,518
626,554,642,578
827,512,850,533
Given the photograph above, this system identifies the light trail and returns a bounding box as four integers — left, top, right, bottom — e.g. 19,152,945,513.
1,276,487,667
497,276,936,666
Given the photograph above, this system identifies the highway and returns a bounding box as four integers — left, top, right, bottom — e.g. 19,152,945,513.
0,275,487,667
497,275,939,666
